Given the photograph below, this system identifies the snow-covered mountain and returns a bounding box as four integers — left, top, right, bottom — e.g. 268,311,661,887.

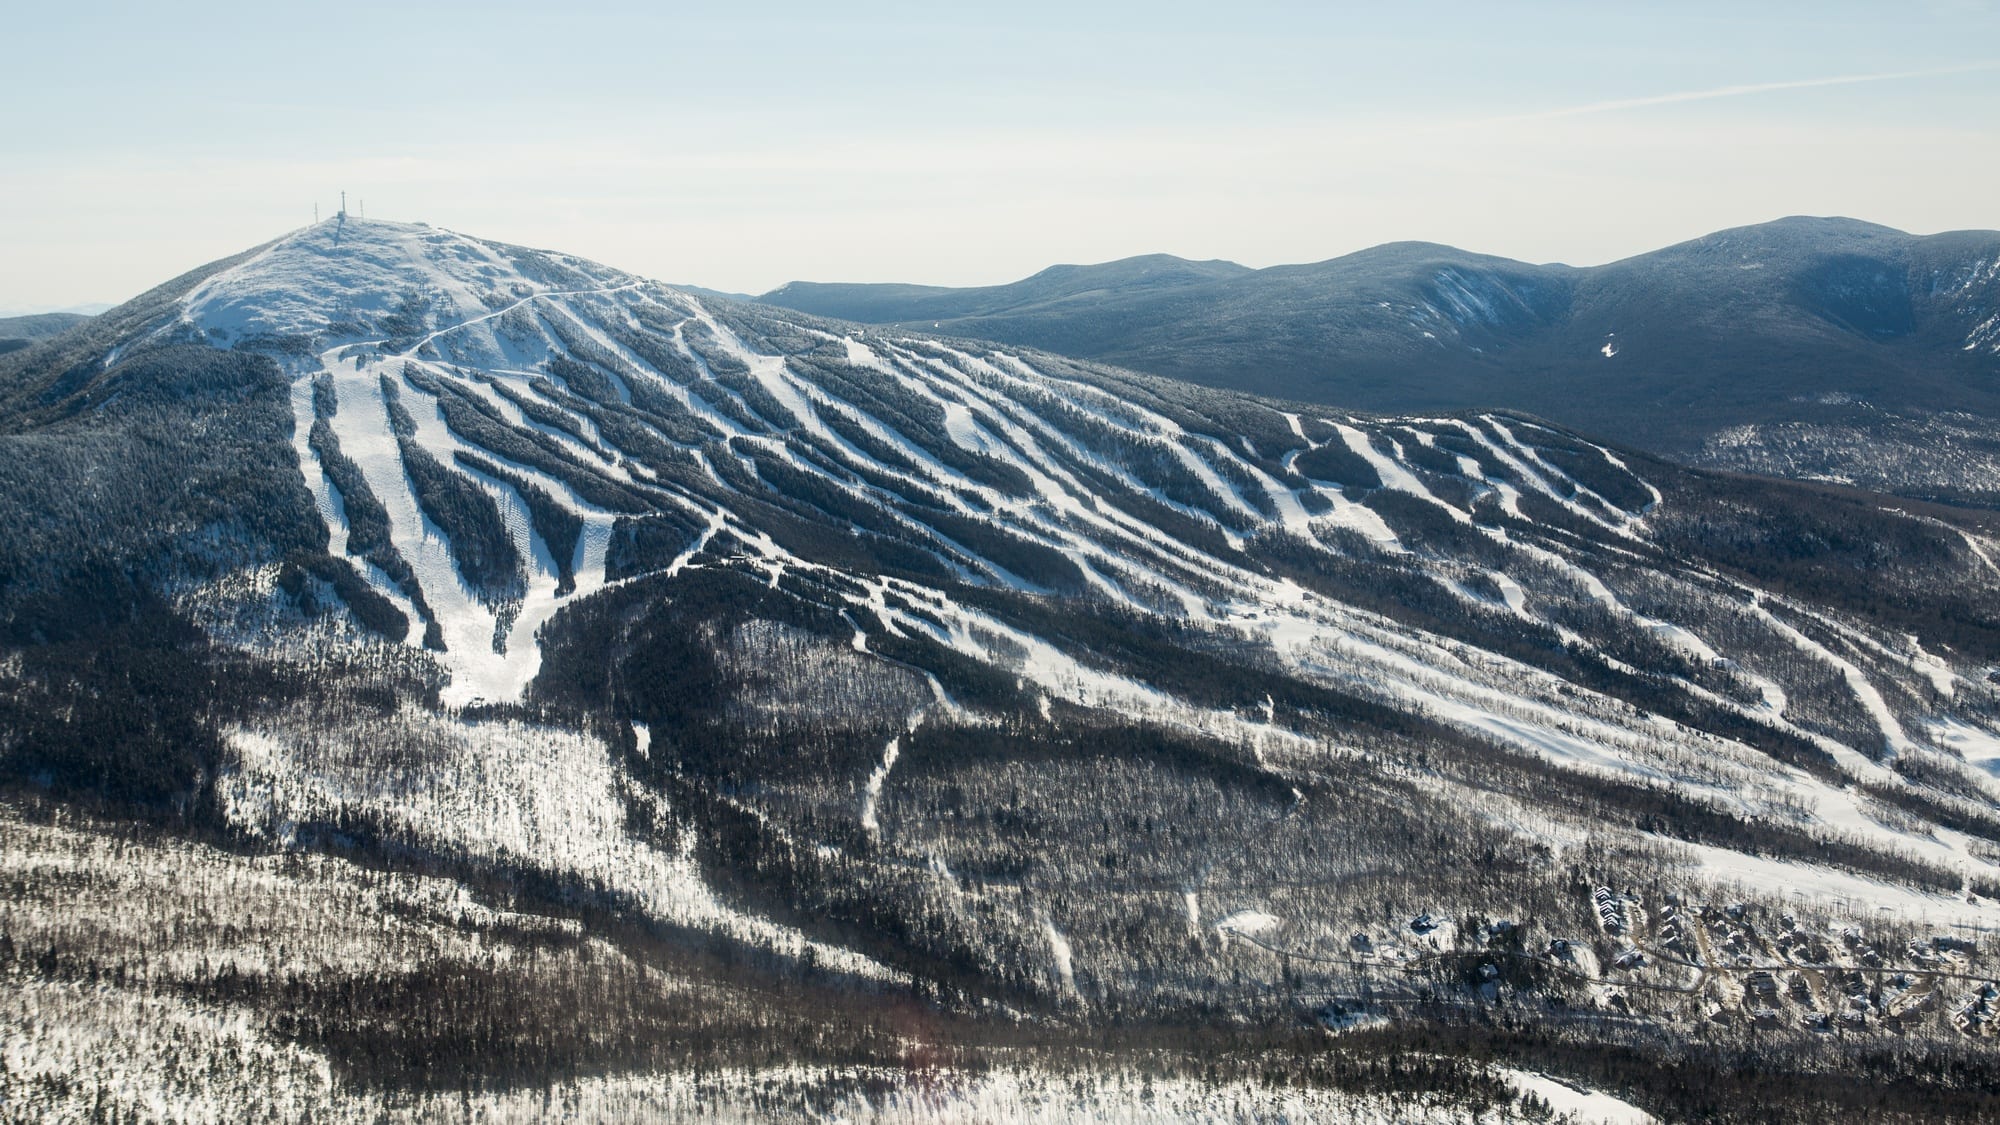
6,216,2000,1121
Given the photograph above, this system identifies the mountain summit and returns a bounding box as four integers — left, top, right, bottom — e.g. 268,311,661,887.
6,217,2000,1119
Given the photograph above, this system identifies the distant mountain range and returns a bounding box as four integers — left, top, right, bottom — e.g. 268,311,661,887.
759,218,2000,506
0,312,92,356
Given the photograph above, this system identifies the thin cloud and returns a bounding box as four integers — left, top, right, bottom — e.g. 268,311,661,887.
1496,60,2000,123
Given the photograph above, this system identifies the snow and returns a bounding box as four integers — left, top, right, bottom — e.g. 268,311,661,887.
1906,636,1957,699
3,962,1493,1125
1324,494,1404,546
666,509,727,579
909,346,1252,575
309,347,605,706
186,219,666,706
1216,909,1280,937
1748,672,1789,715
182,218,628,361
1682,840,1997,928
32,207,2000,1125
1646,620,1723,665
694,305,830,435
1335,421,1465,520
943,401,997,453
1043,917,1079,998
1252,588,1684,790
1929,717,2000,777
1476,416,1638,534
1749,597,1914,758
607,315,759,441
1599,448,1662,511
859,736,901,838
1497,1069,1655,1125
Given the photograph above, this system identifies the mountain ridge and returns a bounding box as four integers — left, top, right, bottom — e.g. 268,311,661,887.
756,216,2000,507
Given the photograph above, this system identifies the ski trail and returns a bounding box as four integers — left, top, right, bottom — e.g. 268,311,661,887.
860,673,952,841
1958,528,2000,579
859,736,901,839
1043,916,1079,999
1484,416,1643,534
401,280,640,360
1600,447,1662,513
1748,596,1913,758
1334,422,1470,523
667,510,728,579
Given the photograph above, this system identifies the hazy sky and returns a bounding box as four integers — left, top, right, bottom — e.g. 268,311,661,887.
3,1,1996,310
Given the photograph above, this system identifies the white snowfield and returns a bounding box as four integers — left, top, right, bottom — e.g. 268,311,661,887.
1216,909,1281,938
1498,1069,1657,1125
174,216,2000,945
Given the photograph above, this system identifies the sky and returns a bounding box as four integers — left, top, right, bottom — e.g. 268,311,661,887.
2,0,1997,310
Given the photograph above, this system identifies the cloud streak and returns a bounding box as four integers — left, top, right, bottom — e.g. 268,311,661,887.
1497,60,2000,122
